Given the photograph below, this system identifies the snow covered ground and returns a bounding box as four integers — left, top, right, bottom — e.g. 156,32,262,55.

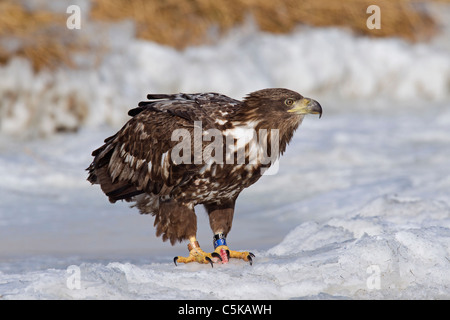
1,7,450,299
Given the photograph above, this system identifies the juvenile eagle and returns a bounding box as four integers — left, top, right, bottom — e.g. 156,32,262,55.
87,88,322,266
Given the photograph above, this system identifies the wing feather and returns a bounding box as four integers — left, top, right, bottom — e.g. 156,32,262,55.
87,93,242,204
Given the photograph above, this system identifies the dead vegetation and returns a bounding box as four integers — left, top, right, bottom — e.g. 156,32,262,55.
91,0,437,48
0,1,76,71
0,0,444,71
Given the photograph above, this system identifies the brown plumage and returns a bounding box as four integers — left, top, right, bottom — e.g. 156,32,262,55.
87,88,322,263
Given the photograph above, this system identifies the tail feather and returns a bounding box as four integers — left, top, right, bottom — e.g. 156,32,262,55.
87,140,143,203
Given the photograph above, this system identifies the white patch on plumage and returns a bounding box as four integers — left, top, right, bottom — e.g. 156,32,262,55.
161,151,169,178
147,161,152,173
246,138,264,166
135,159,145,169
215,119,227,125
161,151,168,165
135,122,145,133
223,120,265,167
125,153,135,167
224,120,260,149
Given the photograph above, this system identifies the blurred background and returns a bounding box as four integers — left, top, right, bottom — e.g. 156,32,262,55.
0,0,449,272
0,0,449,137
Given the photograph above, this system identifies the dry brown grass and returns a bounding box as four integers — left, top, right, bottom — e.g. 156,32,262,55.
0,0,445,71
91,0,438,48
0,1,75,71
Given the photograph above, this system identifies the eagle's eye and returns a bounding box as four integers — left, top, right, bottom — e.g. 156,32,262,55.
284,98,295,106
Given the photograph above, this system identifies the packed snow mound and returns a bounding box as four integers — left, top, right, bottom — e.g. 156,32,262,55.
1,210,449,300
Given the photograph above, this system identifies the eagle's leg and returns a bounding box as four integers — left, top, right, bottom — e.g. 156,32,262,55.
155,200,213,266
173,236,214,267
206,204,255,265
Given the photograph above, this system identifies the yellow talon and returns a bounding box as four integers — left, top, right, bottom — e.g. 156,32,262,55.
211,245,255,265
174,248,213,266
174,239,213,266
173,237,255,266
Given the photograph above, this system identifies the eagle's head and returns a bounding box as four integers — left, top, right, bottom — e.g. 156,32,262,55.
242,88,322,122
237,88,322,155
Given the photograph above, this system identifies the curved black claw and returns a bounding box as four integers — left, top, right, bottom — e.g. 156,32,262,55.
173,257,178,266
226,250,230,260
248,252,255,266
211,252,222,262
205,256,214,268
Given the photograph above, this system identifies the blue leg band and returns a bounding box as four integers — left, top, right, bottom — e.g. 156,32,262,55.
213,233,227,249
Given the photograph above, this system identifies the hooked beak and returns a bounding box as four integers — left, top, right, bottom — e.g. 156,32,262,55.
288,98,322,118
